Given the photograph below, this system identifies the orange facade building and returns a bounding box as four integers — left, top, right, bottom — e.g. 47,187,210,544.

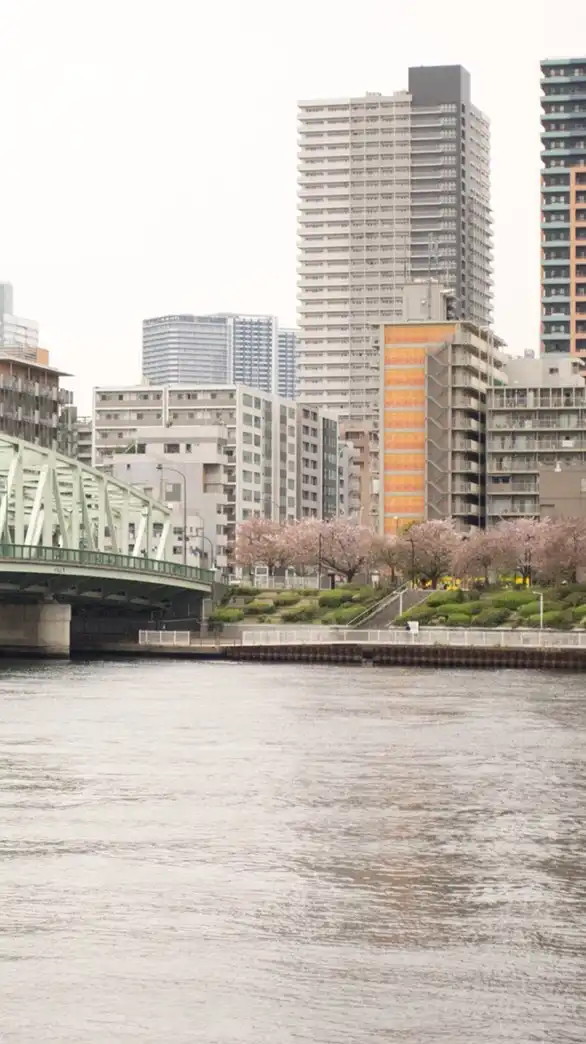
381,321,507,534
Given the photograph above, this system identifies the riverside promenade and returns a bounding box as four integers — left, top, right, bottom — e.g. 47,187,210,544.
127,627,586,670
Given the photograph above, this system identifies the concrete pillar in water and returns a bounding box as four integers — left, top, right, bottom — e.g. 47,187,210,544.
0,602,72,657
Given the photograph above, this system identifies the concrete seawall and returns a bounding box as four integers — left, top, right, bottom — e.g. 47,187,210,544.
72,640,586,670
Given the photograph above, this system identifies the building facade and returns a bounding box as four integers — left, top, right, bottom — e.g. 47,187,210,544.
142,313,296,397
0,354,74,453
296,405,339,519
297,65,492,417
486,353,586,522
142,315,230,385
277,328,297,399
381,320,507,533
541,57,586,355
0,281,43,361
92,384,343,567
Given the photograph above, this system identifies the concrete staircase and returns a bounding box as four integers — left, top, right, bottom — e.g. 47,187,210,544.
353,586,430,629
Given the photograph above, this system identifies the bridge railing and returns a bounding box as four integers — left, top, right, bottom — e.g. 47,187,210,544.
0,544,214,586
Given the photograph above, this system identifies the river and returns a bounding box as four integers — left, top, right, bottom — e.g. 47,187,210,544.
0,660,585,1042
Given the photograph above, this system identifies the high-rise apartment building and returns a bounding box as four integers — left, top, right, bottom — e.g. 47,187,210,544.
277,328,297,399
297,65,492,418
0,281,40,359
142,313,296,397
541,57,586,355
142,315,230,385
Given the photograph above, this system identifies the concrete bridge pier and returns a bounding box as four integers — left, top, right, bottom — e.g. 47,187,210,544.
0,602,72,657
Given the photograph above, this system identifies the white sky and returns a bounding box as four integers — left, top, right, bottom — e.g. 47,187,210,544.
0,0,583,411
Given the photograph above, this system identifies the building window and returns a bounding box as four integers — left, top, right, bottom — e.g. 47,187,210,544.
164,443,180,454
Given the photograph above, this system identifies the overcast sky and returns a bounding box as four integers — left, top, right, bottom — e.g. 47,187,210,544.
0,0,583,411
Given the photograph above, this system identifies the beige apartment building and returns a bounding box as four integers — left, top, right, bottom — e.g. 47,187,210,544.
486,353,586,522
297,66,492,420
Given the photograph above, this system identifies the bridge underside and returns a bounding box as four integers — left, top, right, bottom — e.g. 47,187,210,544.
0,570,204,612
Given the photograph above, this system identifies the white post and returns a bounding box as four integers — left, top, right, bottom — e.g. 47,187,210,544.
539,592,544,631
399,589,404,617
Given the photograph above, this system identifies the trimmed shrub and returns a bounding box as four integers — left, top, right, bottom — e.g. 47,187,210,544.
331,605,364,625
402,604,438,622
473,608,510,627
560,591,586,608
348,586,378,603
274,591,302,607
445,612,471,627
209,607,244,624
490,590,538,609
572,605,586,621
318,589,354,608
426,589,465,607
517,601,542,619
245,599,276,616
281,604,318,623
234,584,259,597
441,602,473,616
464,600,485,616
526,610,565,629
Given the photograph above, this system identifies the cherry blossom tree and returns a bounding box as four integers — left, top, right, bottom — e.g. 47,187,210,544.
371,533,400,584
533,518,586,584
316,518,378,582
234,518,293,575
452,529,501,586
396,520,460,588
492,518,542,584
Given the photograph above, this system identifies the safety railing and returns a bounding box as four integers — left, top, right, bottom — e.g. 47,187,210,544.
0,544,214,586
138,627,586,650
240,628,586,649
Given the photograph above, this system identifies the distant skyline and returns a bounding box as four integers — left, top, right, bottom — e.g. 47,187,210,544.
0,0,582,411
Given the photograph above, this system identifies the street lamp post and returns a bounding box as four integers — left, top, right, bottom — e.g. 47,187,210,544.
197,531,215,569
156,464,187,567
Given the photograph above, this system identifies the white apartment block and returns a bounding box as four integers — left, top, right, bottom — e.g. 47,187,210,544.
92,383,300,568
297,65,492,420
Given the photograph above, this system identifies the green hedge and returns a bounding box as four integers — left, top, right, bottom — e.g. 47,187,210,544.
473,608,510,627
280,604,318,623
440,602,473,616
526,610,565,628
209,607,244,623
444,612,471,627
273,591,302,606
490,590,537,608
331,605,365,624
318,589,355,608
426,590,465,607
245,600,276,616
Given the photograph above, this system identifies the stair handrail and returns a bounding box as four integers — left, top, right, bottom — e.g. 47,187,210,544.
349,582,409,629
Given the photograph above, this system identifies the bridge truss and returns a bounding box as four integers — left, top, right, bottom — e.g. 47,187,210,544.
0,434,172,558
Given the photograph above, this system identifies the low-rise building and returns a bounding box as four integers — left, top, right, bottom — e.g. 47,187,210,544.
486,352,586,522
0,353,74,453
92,383,344,568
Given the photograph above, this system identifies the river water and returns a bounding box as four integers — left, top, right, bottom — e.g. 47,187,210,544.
0,660,585,1042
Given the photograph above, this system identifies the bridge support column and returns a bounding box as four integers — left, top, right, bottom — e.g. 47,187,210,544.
0,602,71,658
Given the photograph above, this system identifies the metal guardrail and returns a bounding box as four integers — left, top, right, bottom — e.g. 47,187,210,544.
138,627,586,650
0,544,214,586
349,583,407,628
